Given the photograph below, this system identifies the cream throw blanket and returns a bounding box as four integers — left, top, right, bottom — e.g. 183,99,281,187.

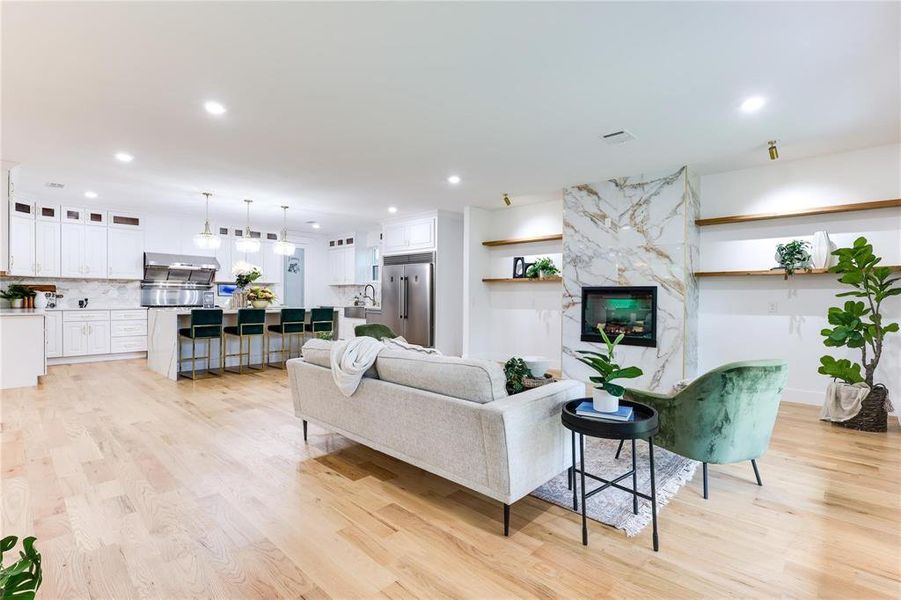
330,336,385,397
819,381,871,422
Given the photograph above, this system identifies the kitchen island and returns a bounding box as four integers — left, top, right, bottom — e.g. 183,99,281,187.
0,308,47,389
147,307,339,380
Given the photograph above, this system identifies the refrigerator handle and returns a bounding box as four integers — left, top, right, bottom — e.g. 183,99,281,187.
404,276,410,319
398,275,405,319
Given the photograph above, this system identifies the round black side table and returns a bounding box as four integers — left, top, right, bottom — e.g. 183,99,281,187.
561,398,661,551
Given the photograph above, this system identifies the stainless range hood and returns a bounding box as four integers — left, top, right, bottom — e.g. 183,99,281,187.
141,253,220,307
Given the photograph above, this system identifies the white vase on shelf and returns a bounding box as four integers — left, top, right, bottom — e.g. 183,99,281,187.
811,230,833,269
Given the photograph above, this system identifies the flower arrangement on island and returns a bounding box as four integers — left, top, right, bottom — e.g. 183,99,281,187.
232,261,262,289
247,286,276,308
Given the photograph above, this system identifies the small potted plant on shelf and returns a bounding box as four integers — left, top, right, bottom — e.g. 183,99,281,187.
247,286,276,309
818,236,899,432
526,257,560,279
774,239,813,279
576,327,643,412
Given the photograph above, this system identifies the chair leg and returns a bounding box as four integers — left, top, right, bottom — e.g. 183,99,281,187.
751,459,762,486
702,462,709,499
503,503,510,536
615,439,625,459
302,420,308,441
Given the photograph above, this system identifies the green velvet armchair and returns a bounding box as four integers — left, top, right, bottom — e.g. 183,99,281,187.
623,359,788,498
354,323,398,340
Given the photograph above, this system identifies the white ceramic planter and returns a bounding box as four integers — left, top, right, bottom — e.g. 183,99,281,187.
592,388,619,413
812,230,833,269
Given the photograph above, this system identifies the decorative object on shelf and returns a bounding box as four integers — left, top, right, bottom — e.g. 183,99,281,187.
193,192,222,250
1,284,34,308
774,239,812,278
247,285,276,308
576,327,643,413
818,236,898,432
0,535,42,599
767,140,779,160
504,357,532,394
811,230,834,269
512,257,526,278
273,205,296,256
526,256,560,279
235,199,261,253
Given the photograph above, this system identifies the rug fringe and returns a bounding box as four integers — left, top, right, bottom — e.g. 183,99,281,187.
622,457,699,537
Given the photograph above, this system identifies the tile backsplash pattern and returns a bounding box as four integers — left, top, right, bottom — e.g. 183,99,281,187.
2,278,142,309
330,284,379,307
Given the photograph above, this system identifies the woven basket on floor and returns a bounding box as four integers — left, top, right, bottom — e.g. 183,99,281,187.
836,384,889,432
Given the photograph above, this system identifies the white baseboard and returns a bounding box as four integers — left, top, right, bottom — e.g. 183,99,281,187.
783,385,897,416
47,352,147,366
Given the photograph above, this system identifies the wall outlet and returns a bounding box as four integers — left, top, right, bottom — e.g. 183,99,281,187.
767,302,778,314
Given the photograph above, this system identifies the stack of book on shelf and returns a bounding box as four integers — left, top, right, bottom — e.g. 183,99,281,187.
575,401,634,422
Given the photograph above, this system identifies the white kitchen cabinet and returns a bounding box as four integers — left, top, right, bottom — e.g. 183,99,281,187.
382,217,436,255
214,228,232,282
8,214,35,276
35,220,61,277
44,311,62,358
107,228,144,279
60,222,86,277
84,226,107,277
259,242,283,284
62,311,111,357
86,321,111,355
62,322,88,356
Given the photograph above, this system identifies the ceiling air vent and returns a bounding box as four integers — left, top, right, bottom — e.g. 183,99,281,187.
601,130,636,145
45,182,65,189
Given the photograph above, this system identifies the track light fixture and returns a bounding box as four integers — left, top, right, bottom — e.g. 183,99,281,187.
768,140,779,161
503,193,511,207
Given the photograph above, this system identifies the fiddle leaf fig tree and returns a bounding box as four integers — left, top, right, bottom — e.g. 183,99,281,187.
818,237,900,386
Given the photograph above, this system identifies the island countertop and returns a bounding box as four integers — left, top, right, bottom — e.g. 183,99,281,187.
146,307,339,316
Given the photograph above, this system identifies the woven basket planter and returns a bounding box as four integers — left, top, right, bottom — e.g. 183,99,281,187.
836,384,889,433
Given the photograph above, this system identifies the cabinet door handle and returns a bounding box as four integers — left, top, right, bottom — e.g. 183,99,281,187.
9,255,13,267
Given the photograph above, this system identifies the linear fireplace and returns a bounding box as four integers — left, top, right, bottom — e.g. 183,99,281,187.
581,286,657,347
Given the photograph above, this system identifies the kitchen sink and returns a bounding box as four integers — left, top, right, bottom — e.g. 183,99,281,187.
343,306,367,319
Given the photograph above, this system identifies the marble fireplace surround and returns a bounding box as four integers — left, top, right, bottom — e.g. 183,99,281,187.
562,166,699,392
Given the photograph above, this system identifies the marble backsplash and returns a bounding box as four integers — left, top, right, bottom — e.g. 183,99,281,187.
1,278,142,309
562,166,699,392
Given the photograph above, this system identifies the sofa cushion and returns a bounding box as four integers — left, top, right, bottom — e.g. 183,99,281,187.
375,350,507,404
302,338,379,379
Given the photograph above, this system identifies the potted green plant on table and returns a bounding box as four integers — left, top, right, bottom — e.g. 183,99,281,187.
818,237,899,432
576,327,643,413
231,261,262,308
1,284,33,308
774,239,813,279
247,286,276,309
504,357,532,394
1,535,42,599
526,257,560,279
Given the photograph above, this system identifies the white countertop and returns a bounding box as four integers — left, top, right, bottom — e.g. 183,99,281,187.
0,308,46,317
148,307,340,316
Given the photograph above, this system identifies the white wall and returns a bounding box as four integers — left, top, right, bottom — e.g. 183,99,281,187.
698,143,901,407
463,195,563,368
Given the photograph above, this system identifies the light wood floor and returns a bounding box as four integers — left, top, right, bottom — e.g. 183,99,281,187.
2,359,899,599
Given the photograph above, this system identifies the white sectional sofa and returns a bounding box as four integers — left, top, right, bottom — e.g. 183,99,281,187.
287,343,583,535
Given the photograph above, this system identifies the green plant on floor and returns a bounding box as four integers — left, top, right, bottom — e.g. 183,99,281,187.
0,535,42,600
526,257,559,279
504,357,532,394
0,284,34,300
818,237,900,386
576,327,643,397
775,239,812,277
316,331,334,341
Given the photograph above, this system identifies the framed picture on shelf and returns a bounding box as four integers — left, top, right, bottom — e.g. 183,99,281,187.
523,262,535,278
512,257,526,278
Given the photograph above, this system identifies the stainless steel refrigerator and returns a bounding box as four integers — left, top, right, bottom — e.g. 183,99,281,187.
380,254,434,347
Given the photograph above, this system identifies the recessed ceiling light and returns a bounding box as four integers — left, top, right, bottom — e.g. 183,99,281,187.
204,100,227,116
447,175,461,185
740,96,767,113
312,222,321,229
84,191,98,199
114,152,134,163
388,206,398,214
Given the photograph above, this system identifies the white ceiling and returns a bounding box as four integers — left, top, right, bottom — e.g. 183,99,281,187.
2,2,898,233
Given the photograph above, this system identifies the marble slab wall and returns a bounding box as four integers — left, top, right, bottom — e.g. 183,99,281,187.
2,278,141,309
562,166,699,392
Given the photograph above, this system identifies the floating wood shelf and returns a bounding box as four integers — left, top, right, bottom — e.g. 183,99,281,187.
482,276,563,283
694,266,901,278
696,198,901,226
482,234,563,247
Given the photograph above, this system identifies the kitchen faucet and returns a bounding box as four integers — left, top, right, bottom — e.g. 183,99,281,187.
362,284,376,305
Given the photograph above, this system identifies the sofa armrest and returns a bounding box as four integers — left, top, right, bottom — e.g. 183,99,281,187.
480,380,584,503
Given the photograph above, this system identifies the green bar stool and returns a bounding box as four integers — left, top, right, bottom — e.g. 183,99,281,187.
305,307,334,343
223,308,267,374
267,308,307,368
178,309,224,380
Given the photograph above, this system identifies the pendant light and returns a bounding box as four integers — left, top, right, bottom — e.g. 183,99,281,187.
193,192,222,249
273,205,296,256
235,198,261,253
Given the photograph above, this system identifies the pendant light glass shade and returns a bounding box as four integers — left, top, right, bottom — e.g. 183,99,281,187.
235,198,260,253
273,205,296,256
193,192,222,249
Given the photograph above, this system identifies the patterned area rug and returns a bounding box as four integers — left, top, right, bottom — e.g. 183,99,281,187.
531,437,698,536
